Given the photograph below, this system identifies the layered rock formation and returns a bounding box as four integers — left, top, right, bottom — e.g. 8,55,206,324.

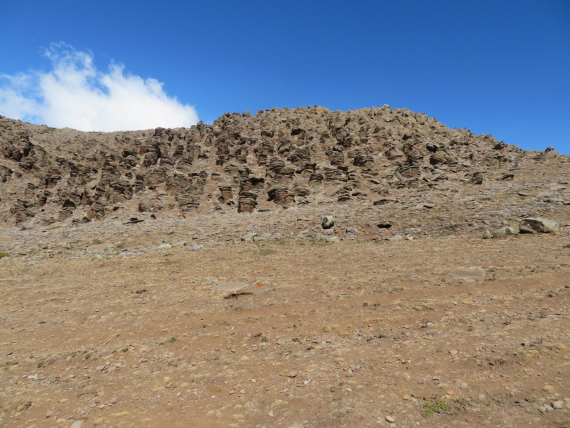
0,106,557,225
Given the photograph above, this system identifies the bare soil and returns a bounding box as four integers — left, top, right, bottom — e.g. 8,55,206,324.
1,232,569,427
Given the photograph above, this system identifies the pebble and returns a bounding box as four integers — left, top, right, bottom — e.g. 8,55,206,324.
551,400,564,409
385,415,395,423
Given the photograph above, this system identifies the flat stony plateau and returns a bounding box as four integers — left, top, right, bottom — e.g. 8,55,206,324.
0,107,569,427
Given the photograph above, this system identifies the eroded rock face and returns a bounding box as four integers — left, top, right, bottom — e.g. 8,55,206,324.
0,106,539,224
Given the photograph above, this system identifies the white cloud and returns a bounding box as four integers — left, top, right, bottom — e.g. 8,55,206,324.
0,43,199,131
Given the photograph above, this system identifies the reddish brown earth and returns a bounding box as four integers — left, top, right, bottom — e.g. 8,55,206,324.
1,231,569,427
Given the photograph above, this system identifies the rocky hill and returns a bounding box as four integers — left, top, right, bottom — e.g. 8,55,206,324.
1,107,569,427
0,105,559,227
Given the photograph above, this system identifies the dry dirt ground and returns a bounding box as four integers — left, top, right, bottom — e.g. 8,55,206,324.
1,231,569,427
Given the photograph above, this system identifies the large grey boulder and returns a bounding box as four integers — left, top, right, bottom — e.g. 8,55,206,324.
520,217,559,234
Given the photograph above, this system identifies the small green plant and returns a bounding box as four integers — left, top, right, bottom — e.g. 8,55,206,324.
525,396,534,403
421,398,449,417
169,337,177,343
330,386,337,392
0,252,10,258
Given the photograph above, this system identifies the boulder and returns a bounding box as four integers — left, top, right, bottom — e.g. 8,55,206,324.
322,215,335,229
520,217,559,234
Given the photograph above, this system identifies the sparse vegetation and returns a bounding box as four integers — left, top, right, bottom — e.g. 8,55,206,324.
421,398,450,417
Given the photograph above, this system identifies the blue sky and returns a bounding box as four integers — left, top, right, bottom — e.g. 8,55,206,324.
0,1,568,154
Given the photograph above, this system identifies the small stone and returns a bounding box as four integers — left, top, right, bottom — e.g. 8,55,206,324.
377,221,392,229
543,385,555,393
95,366,105,371
322,216,335,229
385,415,396,423
402,394,411,400
482,229,492,239
552,400,564,409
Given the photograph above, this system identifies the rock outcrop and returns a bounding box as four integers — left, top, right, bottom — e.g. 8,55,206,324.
0,106,560,225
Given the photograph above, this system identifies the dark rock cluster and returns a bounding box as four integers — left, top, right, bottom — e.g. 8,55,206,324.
0,105,545,224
